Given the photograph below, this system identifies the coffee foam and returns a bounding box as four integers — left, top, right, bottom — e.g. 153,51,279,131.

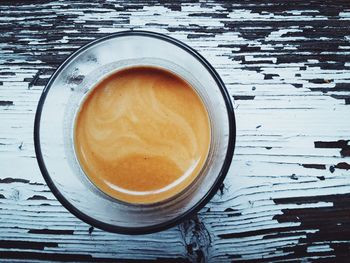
74,67,210,204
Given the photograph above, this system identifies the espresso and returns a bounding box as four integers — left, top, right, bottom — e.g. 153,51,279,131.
74,67,210,204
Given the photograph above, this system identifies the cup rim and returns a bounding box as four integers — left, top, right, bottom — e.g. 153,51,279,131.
34,30,236,235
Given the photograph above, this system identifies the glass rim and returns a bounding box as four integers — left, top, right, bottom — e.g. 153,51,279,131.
34,30,236,235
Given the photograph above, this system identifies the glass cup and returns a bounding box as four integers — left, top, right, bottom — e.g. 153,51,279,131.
34,31,236,234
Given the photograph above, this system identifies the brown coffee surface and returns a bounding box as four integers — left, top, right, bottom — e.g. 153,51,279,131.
74,67,210,204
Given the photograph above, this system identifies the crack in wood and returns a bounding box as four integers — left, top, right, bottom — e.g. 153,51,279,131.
314,140,350,157
0,101,14,106
335,162,350,170
224,207,242,217
0,250,188,262
27,195,47,200
0,240,58,250
28,69,42,89
0,178,29,184
180,216,211,263
233,95,255,100
301,164,326,170
28,229,74,235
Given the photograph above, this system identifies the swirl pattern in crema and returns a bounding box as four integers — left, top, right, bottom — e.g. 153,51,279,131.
74,67,211,204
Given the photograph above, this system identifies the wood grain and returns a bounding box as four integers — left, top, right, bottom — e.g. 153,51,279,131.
0,0,350,262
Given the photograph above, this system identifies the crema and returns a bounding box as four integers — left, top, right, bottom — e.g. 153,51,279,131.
74,67,211,204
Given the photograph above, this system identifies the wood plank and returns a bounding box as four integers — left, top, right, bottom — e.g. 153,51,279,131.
0,0,349,262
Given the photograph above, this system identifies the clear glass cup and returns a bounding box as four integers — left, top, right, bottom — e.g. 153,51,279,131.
34,31,236,234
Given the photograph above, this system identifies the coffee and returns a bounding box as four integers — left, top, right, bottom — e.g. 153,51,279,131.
74,67,210,204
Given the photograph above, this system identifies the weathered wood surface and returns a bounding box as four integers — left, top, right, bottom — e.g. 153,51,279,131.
1,0,350,262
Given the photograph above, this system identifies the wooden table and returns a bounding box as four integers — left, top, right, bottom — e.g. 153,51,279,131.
1,1,349,262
